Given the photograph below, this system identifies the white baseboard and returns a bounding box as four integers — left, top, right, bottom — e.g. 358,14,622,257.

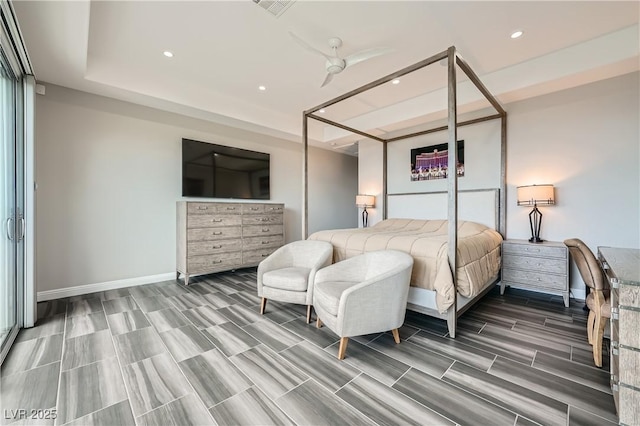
37,272,176,302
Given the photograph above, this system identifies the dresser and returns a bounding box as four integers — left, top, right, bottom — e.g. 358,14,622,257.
598,247,640,425
177,201,284,285
500,239,569,307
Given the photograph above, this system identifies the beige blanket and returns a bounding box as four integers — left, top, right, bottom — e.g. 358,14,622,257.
308,219,502,313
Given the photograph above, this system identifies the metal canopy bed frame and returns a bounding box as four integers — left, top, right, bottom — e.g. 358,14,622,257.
301,46,507,337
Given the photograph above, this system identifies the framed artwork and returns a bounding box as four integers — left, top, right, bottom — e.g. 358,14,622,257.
410,140,464,181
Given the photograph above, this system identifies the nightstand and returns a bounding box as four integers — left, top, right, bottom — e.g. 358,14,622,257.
500,239,569,306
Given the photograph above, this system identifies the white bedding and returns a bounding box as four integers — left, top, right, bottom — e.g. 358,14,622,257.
308,218,502,313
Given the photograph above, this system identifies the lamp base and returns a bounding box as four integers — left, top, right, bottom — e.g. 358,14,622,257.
528,205,544,243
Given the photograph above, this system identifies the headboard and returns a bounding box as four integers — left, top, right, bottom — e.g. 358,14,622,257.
387,188,500,230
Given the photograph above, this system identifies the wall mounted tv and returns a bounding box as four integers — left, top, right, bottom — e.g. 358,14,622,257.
182,138,270,199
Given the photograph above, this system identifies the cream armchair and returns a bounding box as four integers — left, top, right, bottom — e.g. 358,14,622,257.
257,240,333,323
313,250,414,360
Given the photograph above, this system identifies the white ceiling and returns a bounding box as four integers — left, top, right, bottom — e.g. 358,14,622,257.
12,1,640,154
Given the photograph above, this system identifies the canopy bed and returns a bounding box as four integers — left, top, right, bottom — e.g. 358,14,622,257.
301,46,507,337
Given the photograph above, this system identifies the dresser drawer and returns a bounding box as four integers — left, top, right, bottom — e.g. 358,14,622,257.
502,243,566,259
187,226,242,242
242,214,283,226
188,214,242,228
243,235,284,251
502,254,566,274
264,204,284,213
243,224,284,237
502,268,566,289
243,248,278,265
242,204,266,214
188,203,242,215
188,239,242,256
187,252,242,271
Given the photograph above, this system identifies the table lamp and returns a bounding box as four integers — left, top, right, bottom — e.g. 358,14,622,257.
356,194,375,228
517,184,555,243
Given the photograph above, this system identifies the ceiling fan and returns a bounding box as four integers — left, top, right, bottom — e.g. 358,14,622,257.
289,32,392,87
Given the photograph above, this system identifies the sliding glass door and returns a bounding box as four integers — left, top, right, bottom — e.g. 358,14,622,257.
0,54,19,359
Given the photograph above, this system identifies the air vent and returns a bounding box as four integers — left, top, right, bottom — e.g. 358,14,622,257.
252,0,295,18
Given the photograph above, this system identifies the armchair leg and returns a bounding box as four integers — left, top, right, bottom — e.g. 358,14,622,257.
392,328,401,344
316,318,322,328
338,337,349,360
260,298,267,315
306,305,312,324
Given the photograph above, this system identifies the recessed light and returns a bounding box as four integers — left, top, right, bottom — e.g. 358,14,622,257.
319,109,325,113
258,85,266,91
510,30,523,39
163,51,174,58
392,79,400,85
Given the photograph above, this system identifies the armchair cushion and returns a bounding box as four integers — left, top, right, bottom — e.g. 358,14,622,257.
262,267,311,292
314,281,358,316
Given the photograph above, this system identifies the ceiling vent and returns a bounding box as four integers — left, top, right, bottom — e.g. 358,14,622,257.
252,0,295,18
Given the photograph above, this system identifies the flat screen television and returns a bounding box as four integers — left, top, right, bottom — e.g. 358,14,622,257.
182,138,270,199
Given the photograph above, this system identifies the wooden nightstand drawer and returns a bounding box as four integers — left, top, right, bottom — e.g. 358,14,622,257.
502,268,566,289
502,242,566,259
502,254,566,274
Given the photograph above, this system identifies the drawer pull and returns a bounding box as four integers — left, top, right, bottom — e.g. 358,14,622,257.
197,206,208,210
261,241,269,245
261,228,270,232
261,254,269,257
525,248,540,252
226,207,236,210
260,218,270,222
211,219,223,223
212,245,222,249
214,231,222,235
250,207,259,211
213,260,222,264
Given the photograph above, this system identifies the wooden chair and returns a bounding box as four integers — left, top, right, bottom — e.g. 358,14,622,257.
564,238,610,367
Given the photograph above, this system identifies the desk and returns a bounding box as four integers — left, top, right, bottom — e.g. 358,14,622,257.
598,247,640,425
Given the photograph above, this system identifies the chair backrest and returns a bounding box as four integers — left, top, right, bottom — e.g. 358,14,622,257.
564,238,605,290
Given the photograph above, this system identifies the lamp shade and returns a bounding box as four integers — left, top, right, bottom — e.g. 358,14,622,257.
517,184,555,206
356,194,375,207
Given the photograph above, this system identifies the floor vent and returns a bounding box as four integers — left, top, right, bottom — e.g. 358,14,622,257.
252,0,296,18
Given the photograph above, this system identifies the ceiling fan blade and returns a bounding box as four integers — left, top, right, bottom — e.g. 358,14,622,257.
289,31,331,60
344,47,393,68
320,73,334,88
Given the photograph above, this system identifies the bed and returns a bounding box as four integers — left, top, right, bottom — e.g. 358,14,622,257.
300,47,507,337
309,218,502,314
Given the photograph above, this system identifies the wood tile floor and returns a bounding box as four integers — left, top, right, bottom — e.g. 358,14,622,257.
1,268,616,426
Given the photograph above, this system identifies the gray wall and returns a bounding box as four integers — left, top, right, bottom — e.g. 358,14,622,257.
359,72,640,299
35,84,357,293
